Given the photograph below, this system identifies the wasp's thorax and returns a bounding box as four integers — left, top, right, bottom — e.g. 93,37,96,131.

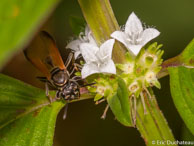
51,68,69,87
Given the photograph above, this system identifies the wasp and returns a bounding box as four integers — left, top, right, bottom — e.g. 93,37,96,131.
24,31,81,102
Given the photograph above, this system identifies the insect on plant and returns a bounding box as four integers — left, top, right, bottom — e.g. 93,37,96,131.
24,31,82,104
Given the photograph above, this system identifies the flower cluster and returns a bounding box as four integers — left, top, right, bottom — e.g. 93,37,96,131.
117,43,163,97
88,75,118,102
66,12,162,99
67,12,160,79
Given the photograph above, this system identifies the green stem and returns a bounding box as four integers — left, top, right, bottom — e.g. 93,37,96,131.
157,37,194,78
136,89,176,145
157,55,181,79
78,0,176,145
78,0,126,64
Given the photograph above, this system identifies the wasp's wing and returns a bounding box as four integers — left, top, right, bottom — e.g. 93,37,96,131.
24,31,65,80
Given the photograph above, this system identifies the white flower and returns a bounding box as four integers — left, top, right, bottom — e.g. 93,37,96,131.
128,81,139,93
80,39,116,78
145,71,156,83
111,12,160,56
66,25,97,59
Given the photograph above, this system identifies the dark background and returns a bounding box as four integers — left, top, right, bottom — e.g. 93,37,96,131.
2,0,194,145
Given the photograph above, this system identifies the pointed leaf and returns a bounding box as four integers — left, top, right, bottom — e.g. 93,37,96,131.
107,77,132,126
168,67,194,135
179,38,194,66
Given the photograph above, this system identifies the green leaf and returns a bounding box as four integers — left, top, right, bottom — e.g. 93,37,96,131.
0,74,64,146
168,67,194,135
0,0,60,68
69,15,86,36
181,124,194,141
0,74,58,129
107,77,132,127
179,38,194,66
94,93,103,101
0,101,63,146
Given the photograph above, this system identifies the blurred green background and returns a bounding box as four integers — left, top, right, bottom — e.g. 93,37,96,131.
2,0,194,145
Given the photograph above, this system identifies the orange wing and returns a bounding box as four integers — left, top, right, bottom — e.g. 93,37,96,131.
24,31,66,80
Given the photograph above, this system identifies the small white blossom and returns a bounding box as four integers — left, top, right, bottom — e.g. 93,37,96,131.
145,71,156,83
80,39,116,78
128,81,139,93
123,63,134,74
111,12,160,56
66,25,97,59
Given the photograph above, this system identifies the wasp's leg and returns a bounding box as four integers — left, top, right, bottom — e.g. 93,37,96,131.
65,52,74,68
70,77,96,93
69,76,83,87
55,90,62,100
69,67,76,76
74,63,82,70
71,76,96,87
37,76,52,103
101,104,109,119
63,103,69,120
69,65,81,76
37,77,53,87
69,79,80,87
37,76,47,82
69,62,83,76
45,82,53,103
71,76,82,81
82,83,96,87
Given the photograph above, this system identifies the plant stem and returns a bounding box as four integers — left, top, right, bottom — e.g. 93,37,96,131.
157,38,194,78
136,89,176,145
157,55,181,78
78,0,126,64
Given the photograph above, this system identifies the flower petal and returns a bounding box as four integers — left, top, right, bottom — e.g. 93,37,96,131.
81,63,99,78
141,28,160,46
99,39,115,60
100,60,116,74
111,31,129,48
88,33,97,46
125,12,143,35
85,25,90,35
127,44,142,56
84,25,97,45
80,43,99,63
74,51,81,59
66,39,81,51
